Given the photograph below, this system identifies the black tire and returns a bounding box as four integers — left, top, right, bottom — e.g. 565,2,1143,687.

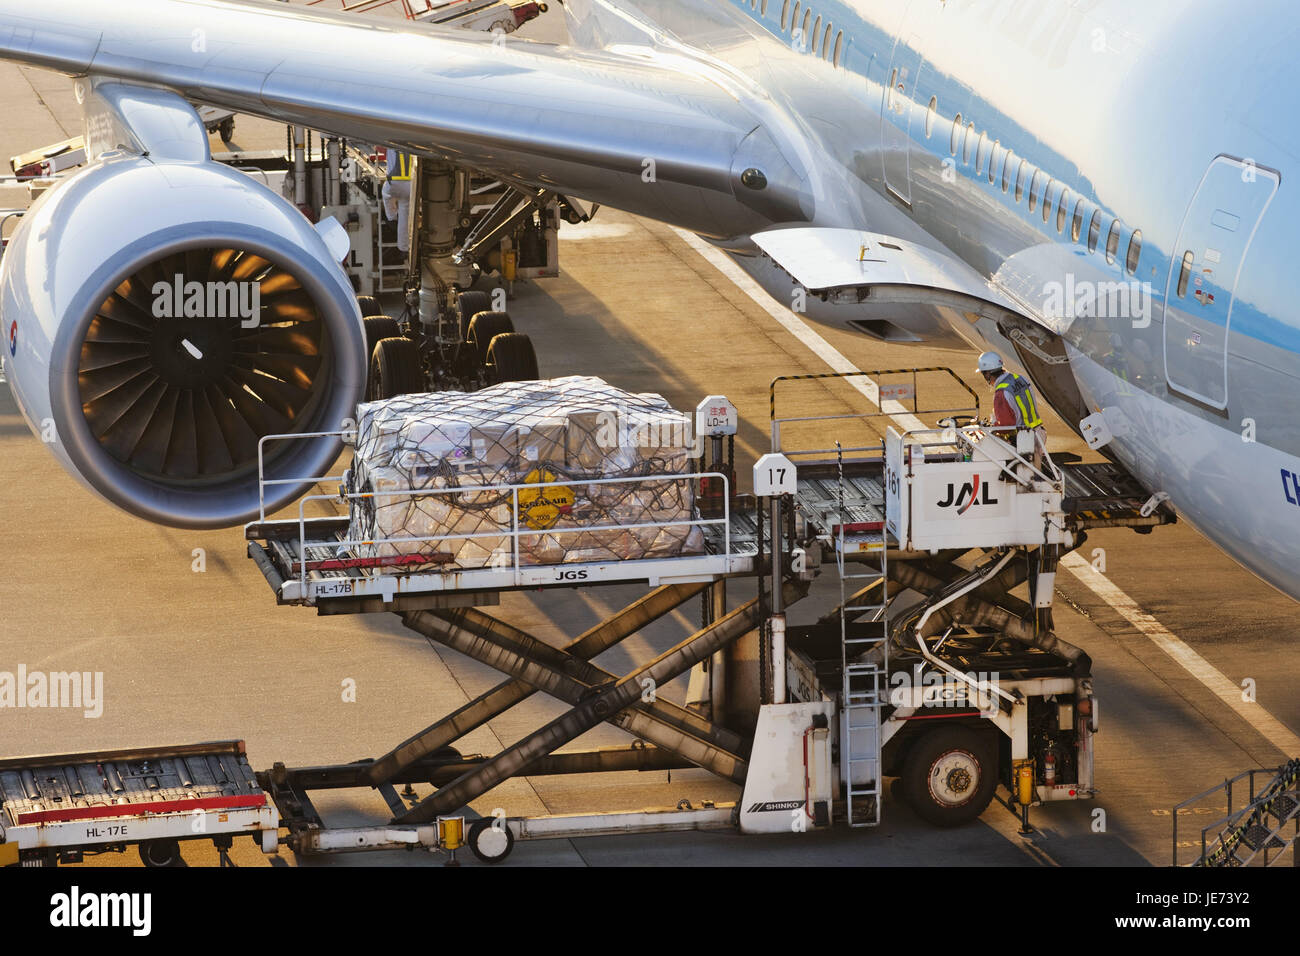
363,316,401,360
456,290,495,341
466,311,515,366
468,817,514,864
218,117,235,143
485,332,539,384
139,839,184,868
901,725,997,827
368,336,426,400
356,295,381,317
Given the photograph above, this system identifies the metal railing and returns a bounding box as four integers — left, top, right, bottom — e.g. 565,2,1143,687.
769,367,980,460
290,471,730,592
252,428,730,592
1174,761,1300,866
892,423,1062,488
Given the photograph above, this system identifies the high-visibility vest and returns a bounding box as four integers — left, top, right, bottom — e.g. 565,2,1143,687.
390,152,412,181
994,370,1043,429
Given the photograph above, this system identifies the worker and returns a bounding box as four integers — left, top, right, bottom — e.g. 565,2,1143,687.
381,147,413,263
977,351,1045,467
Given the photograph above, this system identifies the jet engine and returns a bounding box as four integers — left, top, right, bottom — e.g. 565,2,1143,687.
0,154,367,528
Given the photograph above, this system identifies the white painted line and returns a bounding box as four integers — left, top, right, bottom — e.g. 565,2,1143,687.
1060,552,1300,756
668,227,928,432
674,224,1300,758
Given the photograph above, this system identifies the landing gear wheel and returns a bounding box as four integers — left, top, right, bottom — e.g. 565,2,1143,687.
466,311,515,366
455,290,495,341
485,332,539,384
901,726,997,827
468,817,514,864
363,316,401,360
218,117,235,143
368,336,425,400
356,295,381,317
139,838,184,868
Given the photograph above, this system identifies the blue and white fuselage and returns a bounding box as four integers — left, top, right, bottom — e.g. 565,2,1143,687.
567,0,1300,599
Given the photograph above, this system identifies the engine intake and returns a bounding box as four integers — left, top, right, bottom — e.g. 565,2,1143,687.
0,155,366,528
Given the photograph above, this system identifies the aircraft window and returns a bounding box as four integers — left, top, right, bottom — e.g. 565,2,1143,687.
1028,170,1042,212
963,122,975,164
791,3,800,35
1070,198,1086,242
1176,249,1194,296
803,9,812,47
1087,210,1102,251
989,141,1003,184
1056,188,1070,232
1126,230,1142,274
812,16,821,52
1105,219,1121,263
926,97,937,137
822,22,833,58
950,113,962,155
762,0,769,13
976,132,989,175
833,31,843,66
1041,179,1055,222
782,0,790,30
1014,160,1028,201
1001,151,1014,192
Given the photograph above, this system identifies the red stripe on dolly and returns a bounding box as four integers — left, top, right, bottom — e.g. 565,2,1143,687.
16,793,266,825
894,710,987,720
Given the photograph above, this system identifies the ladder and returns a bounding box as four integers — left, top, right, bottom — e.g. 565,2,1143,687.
836,442,888,827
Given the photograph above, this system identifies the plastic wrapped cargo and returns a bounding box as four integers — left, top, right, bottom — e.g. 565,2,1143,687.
343,377,705,569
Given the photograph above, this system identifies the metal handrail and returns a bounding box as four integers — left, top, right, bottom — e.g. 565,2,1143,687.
256,429,354,521
894,424,1062,489
769,367,980,458
292,471,732,593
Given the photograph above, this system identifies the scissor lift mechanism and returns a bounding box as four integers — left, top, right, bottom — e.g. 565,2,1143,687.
1,368,1176,865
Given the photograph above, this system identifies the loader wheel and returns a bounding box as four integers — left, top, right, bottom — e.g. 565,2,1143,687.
363,316,401,360
139,838,184,868
468,817,514,864
356,295,381,317
455,290,495,341
466,311,515,366
901,726,997,827
368,336,425,400
218,117,235,143
485,332,539,384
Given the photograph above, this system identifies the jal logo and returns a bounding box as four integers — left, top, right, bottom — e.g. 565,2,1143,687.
1281,469,1300,506
7,318,15,356
936,474,999,515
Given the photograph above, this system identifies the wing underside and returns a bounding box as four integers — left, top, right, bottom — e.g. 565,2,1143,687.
0,0,811,235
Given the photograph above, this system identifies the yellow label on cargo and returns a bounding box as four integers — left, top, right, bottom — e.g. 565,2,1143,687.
518,469,574,530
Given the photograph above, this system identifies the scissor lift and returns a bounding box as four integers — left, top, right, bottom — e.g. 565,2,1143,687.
0,367,1178,865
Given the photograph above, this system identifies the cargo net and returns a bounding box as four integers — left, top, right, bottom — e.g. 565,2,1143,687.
343,376,705,571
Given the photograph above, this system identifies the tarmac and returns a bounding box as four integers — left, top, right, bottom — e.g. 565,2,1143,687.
0,2,1297,868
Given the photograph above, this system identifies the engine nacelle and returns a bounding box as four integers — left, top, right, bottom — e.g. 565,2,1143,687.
0,154,367,528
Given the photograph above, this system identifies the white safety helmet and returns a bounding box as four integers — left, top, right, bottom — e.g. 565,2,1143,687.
976,351,1004,374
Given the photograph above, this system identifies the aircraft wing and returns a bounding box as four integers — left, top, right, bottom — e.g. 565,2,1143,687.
0,0,811,236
